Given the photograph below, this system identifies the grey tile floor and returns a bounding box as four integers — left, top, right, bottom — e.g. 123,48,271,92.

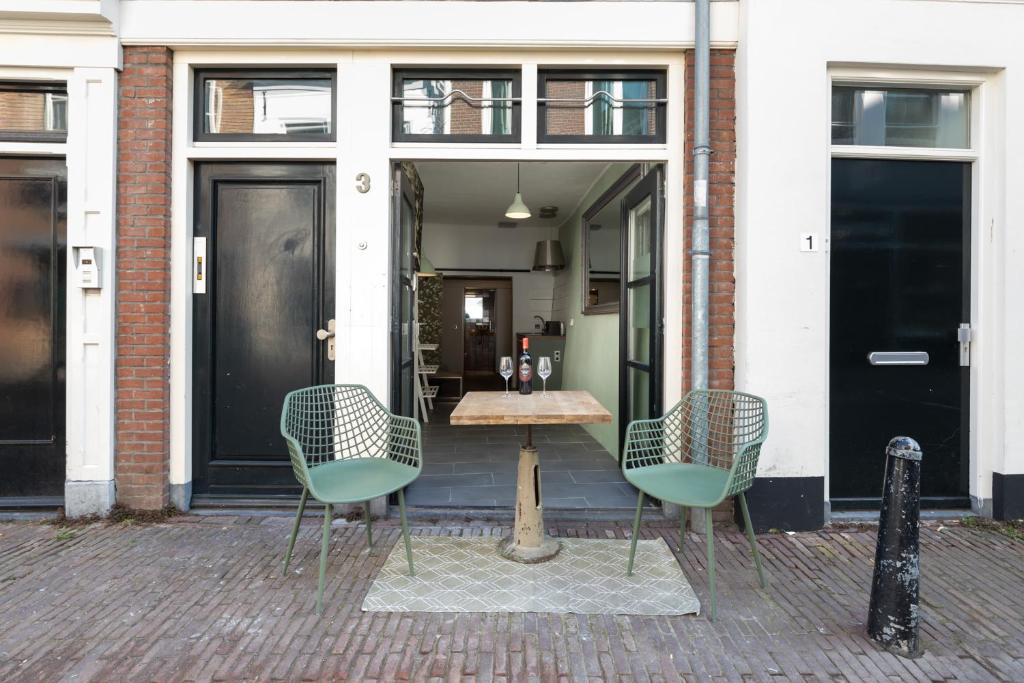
406,402,648,509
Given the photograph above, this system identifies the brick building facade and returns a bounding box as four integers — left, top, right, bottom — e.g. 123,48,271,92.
5,0,1022,526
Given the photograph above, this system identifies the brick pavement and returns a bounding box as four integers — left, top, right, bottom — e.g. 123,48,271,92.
0,514,1021,681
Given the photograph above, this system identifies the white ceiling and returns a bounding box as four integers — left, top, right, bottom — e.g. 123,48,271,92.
415,161,617,230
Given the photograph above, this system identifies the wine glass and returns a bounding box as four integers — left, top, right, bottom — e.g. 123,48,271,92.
499,356,513,398
537,356,553,398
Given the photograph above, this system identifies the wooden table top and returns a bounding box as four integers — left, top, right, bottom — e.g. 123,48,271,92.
449,390,613,426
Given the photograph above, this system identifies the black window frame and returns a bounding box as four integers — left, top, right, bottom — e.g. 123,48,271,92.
581,163,642,316
537,69,667,144
193,68,337,143
392,68,522,144
0,81,68,143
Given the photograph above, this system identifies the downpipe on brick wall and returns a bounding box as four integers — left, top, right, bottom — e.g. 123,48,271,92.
691,0,711,393
684,0,714,535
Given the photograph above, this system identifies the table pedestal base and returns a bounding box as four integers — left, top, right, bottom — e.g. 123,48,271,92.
497,443,561,563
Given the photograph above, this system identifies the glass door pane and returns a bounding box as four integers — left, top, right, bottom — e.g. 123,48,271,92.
627,283,651,364
619,166,663,456
628,196,652,279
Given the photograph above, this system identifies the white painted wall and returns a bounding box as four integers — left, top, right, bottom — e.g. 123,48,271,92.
736,0,1023,513
64,67,119,507
422,222,557,335
120,1,739,49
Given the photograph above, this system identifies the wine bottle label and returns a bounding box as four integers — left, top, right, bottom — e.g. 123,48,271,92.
519,361,532,382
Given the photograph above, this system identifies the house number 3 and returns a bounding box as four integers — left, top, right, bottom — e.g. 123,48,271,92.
355,173,371,193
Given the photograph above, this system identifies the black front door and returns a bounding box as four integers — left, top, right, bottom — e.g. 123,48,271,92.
830,158,970,507
619,165,664,453
193,163,335,496
0,158,66,502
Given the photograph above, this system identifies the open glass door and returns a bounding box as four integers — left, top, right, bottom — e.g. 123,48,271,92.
391,165,416,416
619,165,664,452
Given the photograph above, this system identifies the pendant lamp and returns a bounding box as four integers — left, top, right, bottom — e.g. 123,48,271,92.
504,163,531,220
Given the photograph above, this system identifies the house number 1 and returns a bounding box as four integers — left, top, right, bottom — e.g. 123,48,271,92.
800,232,819,252
355,173,371,193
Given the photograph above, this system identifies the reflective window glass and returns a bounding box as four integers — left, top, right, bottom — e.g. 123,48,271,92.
831,86,969,149
0,84,67,141
196,70,334,141
393,70,521,142
539,71,665,143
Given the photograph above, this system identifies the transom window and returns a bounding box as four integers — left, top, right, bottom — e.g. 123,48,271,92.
392,69,521,143
0,82,67,142
194,69,336,142
831,86,969,149
538,70,666,144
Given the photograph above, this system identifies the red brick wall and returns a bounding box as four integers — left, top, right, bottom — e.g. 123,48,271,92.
682,49,735,395
115,46,173,510
682,50,736,523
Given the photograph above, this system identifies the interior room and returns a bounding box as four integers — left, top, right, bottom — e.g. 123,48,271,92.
402,160,658,510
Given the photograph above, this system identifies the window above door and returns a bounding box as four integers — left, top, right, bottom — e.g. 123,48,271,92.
0,82,68,142
538,69,666,144
831,85,969,149
194,69,336,142
392,68,522,143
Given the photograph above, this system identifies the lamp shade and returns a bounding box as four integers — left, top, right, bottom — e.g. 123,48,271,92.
417,254,437,277
532,240,565,271
504,192,531,220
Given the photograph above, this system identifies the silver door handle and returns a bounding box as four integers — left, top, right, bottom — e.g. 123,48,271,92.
316,319,336,361
867,351,929,366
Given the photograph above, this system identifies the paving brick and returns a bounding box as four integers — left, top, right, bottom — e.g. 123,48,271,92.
0,517,1021,682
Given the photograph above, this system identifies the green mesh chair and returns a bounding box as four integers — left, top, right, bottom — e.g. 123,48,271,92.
280,384,421,614
623,389,768,620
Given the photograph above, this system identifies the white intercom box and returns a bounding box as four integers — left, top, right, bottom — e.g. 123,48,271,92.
73,246,101,289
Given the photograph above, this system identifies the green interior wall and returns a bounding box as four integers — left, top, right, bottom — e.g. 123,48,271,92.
558,163,633,457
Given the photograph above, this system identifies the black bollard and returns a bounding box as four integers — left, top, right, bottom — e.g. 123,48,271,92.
867,436,922,658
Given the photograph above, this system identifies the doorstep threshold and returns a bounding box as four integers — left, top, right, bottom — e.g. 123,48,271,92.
829,509,977,524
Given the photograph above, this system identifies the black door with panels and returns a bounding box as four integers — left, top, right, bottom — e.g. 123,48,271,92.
830,158,970,507
619,165,664,454
0,158,67,501
193,163,335,496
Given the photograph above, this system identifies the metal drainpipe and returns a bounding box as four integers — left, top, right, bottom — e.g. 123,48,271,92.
691,0,711,393
684,0,713,535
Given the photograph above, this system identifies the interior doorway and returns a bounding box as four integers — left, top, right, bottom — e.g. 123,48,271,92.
437,277,512,393
391,160,664,509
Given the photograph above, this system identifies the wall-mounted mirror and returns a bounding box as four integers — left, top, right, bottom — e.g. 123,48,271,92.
581,164,642,315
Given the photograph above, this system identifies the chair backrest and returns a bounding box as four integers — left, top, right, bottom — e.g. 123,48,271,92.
280,384,397,487
666,389,768,495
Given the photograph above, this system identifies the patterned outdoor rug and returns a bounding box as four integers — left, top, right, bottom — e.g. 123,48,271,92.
362,536,700,615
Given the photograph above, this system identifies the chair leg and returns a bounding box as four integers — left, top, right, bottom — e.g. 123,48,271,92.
398,488,414,576
705,509,717,621
738,492,766,589
626,491,645,576
364,501,373,549
282,487,309,576
679,506,687,555
316,503,332,616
